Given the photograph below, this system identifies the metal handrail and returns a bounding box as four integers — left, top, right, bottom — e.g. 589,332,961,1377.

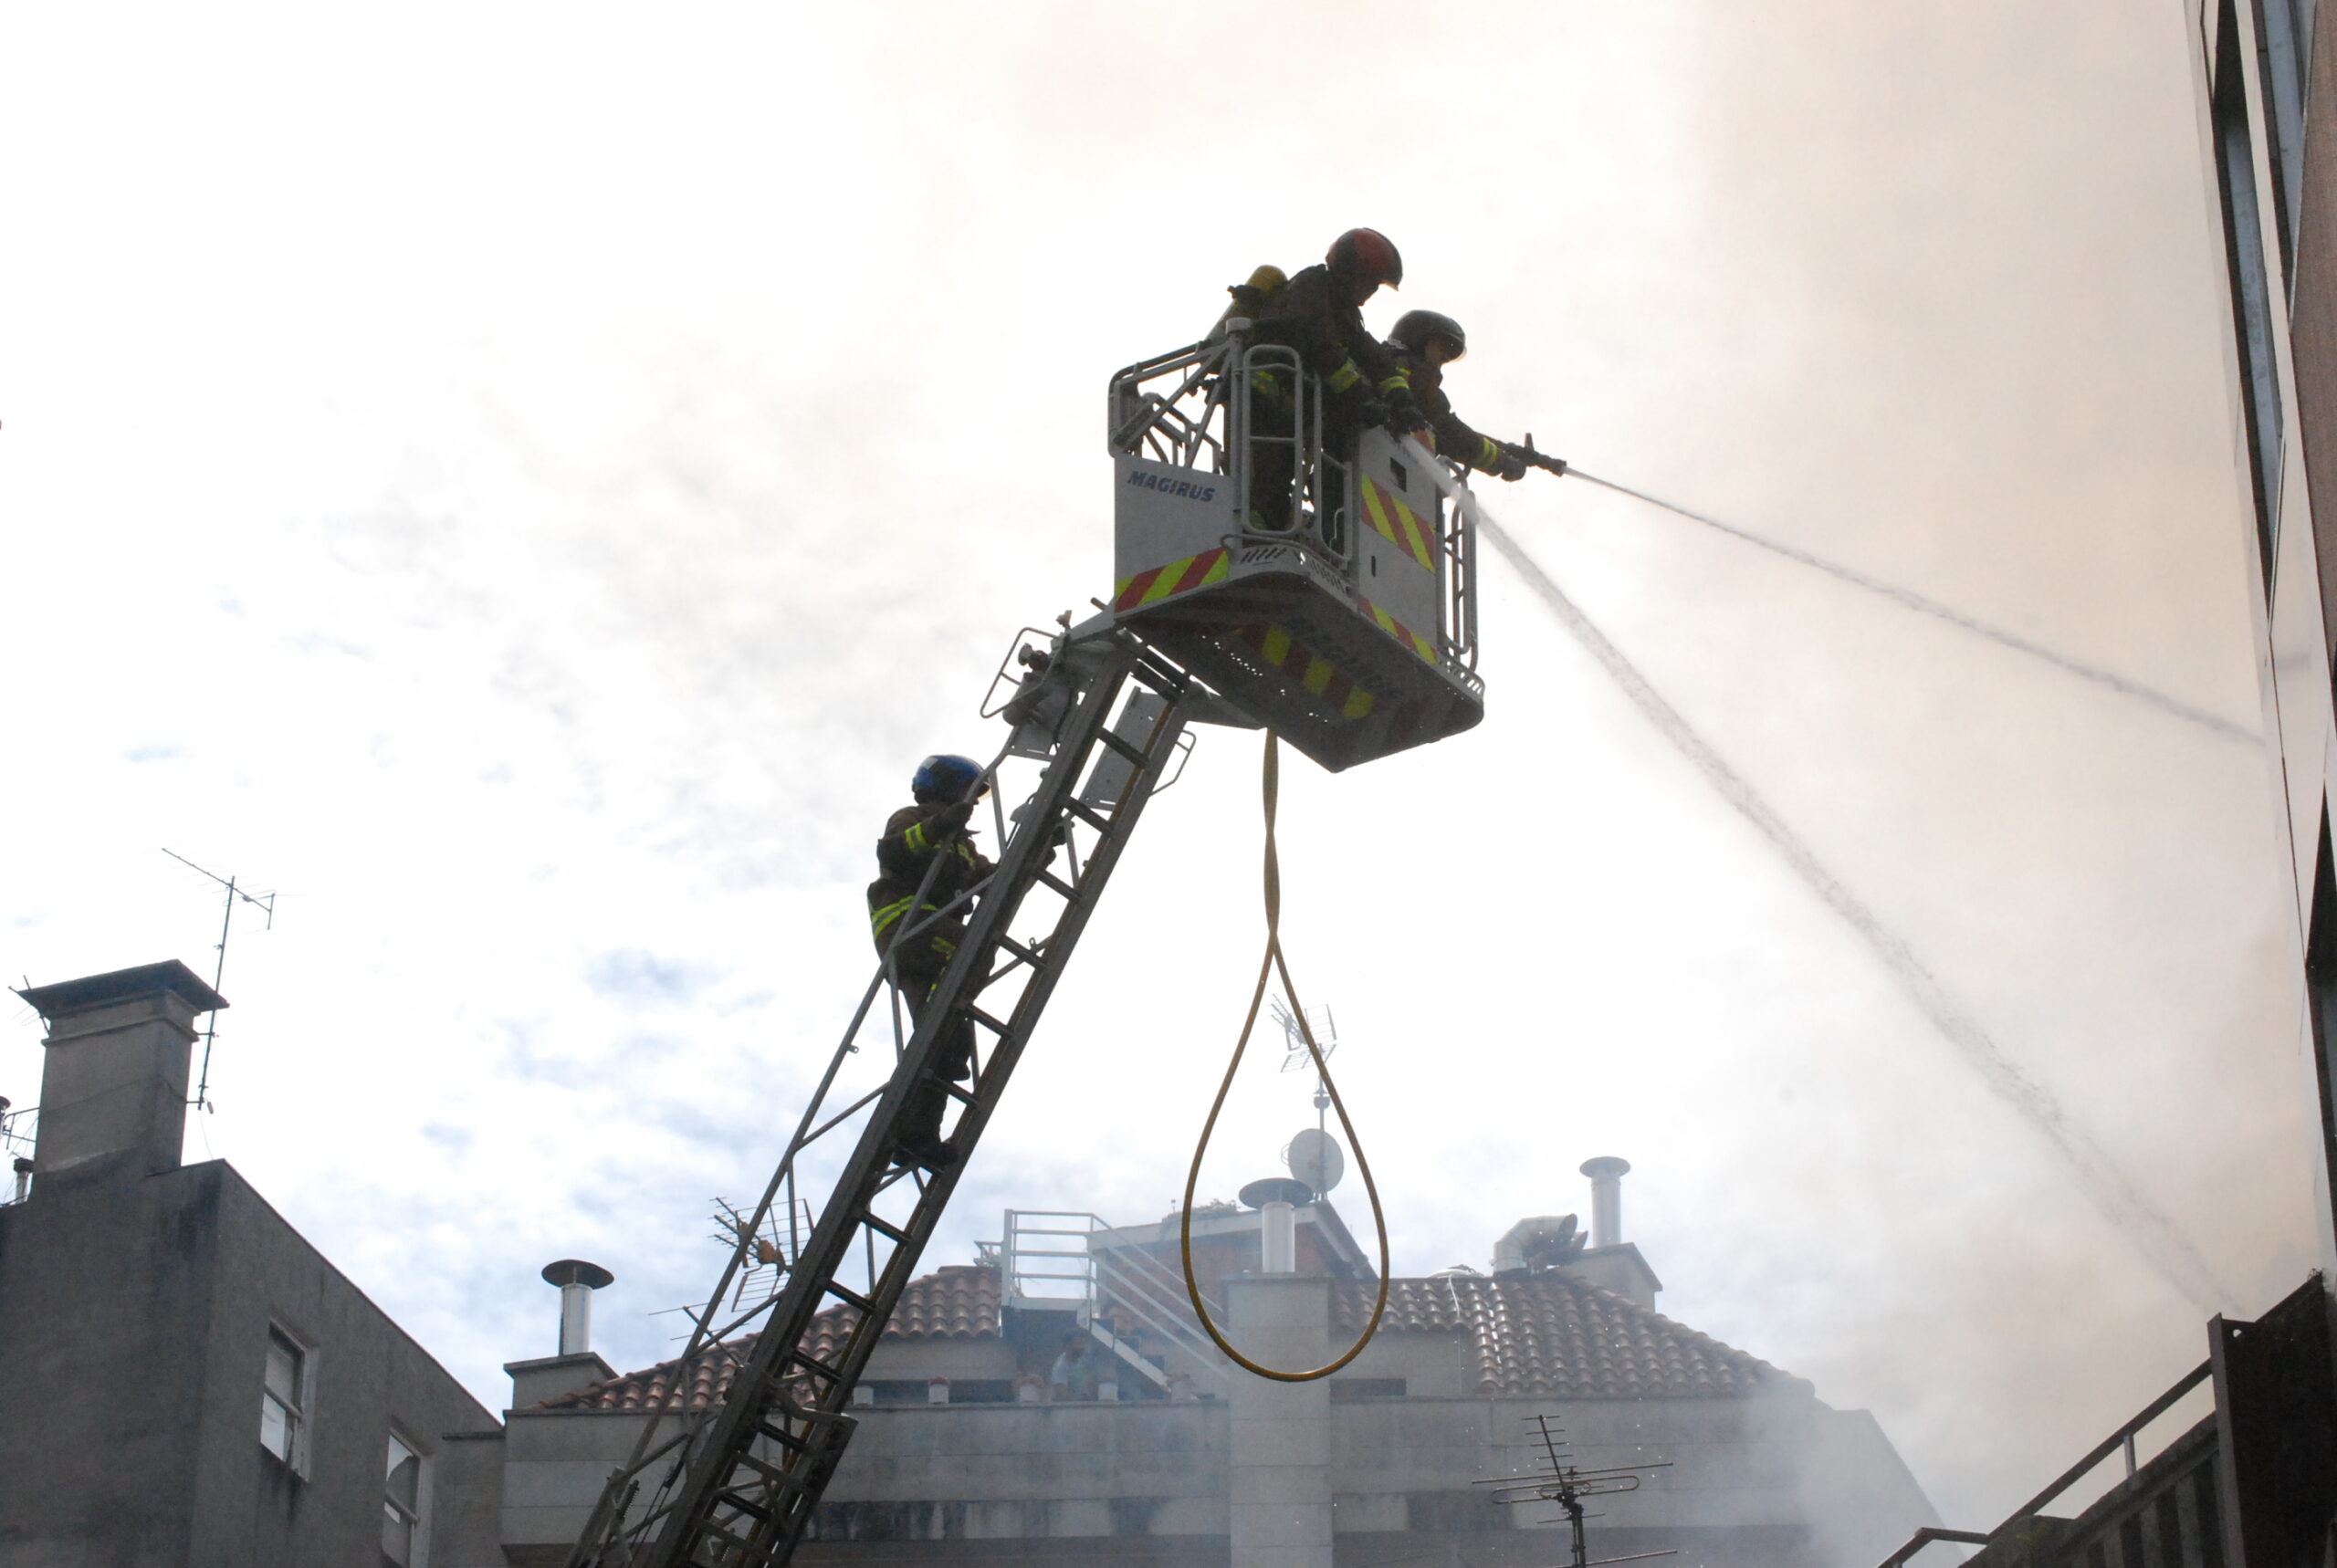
1872,1527,1991,1568
996,1209,1226,1391
1869,1357,2215,1568
1110,336,1486,652
2005,1359,2210,1521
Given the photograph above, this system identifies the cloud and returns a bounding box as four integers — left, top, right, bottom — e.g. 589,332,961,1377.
583,949,723,1009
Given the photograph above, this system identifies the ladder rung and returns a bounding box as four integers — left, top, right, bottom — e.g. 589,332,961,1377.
823,1281,875,1315
996,934,1045,969
861,1211,908,1243
1035,867,1079,901
944,1080,978,1107
1095,727,1150,766
728,1449,803,1490
692,1518,758,1552
755,1416,817,1451
788,1350,842,1384
1067,799,1113,834
712,1488,774,1523
964,1005,1011,1039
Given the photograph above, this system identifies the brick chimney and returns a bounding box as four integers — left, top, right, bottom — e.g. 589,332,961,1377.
13,960,225,1187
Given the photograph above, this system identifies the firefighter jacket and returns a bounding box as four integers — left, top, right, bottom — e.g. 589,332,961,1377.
867,803,994,960
1386,344,1511,475
1248,265,1411,407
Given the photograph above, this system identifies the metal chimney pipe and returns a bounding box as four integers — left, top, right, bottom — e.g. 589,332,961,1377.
1260,1202,1297,1274
541,1259,615,1355
1580,1156,1631,1249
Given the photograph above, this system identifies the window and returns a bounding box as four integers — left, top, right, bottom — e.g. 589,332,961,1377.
2215,0,2288,581
260,1326,307,1468
383,1432,423,1567
2251,0,2312,276
2304,810,2337,1243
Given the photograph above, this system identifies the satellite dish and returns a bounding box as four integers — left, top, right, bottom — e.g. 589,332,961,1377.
1284,1128,1346,1197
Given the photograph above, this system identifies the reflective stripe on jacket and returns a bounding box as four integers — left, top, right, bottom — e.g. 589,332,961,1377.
1249,264,1407,404
1384,344,1511,476
867,802,994,955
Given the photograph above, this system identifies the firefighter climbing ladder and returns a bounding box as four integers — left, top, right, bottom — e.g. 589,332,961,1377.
568,629,1200,1568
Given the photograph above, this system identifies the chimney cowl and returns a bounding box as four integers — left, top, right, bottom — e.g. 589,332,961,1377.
1579,1156,1631,1249
543,1259,614,1357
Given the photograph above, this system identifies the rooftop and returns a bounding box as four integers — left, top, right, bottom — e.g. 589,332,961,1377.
543,1262,1797,1412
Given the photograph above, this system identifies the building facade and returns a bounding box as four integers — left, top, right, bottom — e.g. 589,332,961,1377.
0,962,503,1568
504,1176,1934,1568
1859,7,2337,1565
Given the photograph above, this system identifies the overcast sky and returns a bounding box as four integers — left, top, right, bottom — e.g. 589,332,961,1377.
1,0,2318,1533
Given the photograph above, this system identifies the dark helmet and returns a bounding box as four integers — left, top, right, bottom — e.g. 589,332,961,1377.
912,754,988,800
1326,228,1402,291
1390,309,1466,360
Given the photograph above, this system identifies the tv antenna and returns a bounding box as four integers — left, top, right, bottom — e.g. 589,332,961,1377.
1473,1413,1677,1567
161,849,275,1113
1268,996,1339,1132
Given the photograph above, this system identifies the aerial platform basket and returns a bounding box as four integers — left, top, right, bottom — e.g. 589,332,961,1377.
1105,332,1485,772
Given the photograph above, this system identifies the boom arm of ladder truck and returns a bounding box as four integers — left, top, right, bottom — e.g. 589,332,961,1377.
989,617,1260,763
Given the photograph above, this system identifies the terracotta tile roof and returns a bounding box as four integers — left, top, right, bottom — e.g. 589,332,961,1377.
1336,1274,1800,1399
542,1263,1001,1412
547,1262,1795,1411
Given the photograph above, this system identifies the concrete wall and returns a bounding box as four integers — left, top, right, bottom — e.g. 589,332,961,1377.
0,1159,499,1568
497,1408,650,1566
487,1382,1924,1567
481,1261,1928,1567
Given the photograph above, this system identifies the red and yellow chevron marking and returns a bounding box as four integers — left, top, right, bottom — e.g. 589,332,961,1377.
1232,624,1376,720
1114,546,1230,612
1359,476,1436,572
1357,596,1439,665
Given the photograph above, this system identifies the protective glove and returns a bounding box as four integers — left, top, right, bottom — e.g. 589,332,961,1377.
1384,388,1430,434
928,800,976,838
1494,447,1531,482
1352,396,1390,429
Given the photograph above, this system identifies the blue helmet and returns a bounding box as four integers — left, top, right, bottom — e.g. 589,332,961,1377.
912,754,986,801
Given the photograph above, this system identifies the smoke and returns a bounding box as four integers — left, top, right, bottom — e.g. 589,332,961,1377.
1477,512,2235,1312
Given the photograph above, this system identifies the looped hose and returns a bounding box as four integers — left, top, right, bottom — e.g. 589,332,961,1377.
1180,731,1391,1381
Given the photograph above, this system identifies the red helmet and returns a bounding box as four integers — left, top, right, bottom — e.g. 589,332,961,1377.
1326,228,1402,290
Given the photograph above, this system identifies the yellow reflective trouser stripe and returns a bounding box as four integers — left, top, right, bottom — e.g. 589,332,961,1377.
1326,360,1363,393
1250,369,1292,409
871,896,933,938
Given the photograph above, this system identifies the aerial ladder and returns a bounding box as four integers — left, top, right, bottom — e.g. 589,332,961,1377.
566,329,1489,1568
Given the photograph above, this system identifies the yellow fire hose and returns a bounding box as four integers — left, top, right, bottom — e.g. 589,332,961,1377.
1179,731,1391,1380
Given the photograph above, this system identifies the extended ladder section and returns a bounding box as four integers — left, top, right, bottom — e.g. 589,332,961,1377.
567,627,1199,1568
568,342,1490,1568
